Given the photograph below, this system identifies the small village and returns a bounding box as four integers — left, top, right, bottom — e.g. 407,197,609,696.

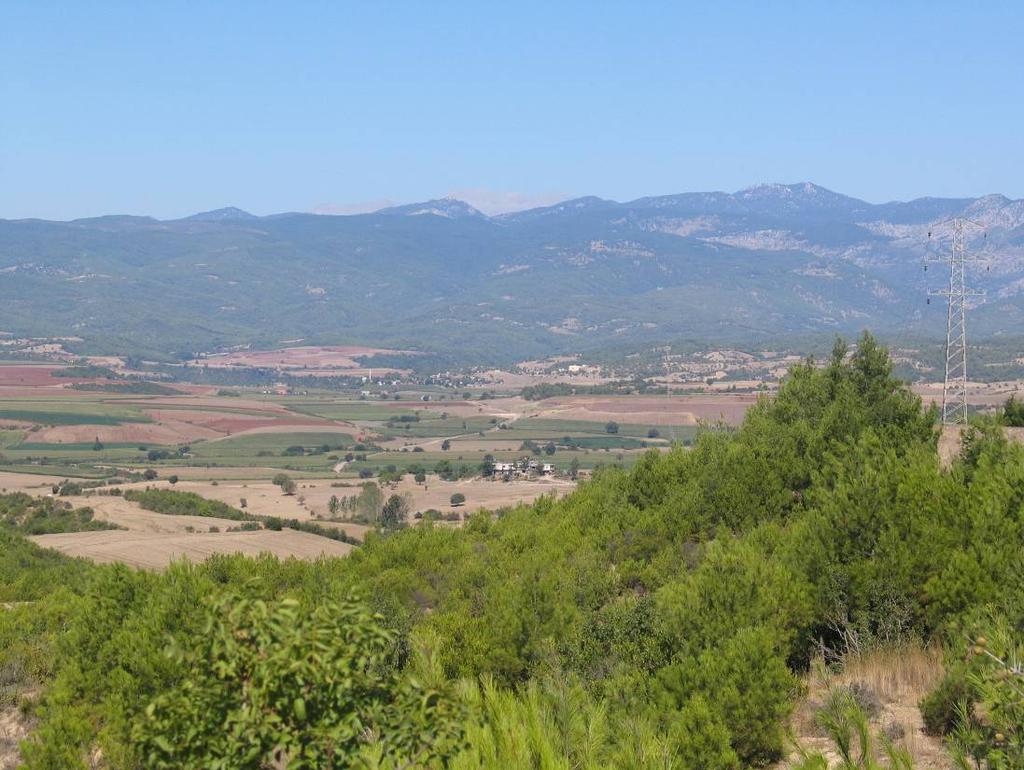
491,457,556,479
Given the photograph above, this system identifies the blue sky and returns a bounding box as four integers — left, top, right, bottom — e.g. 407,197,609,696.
2,1,1022,219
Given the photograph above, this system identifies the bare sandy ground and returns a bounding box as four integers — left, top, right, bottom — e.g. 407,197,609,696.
0,474,361,568
63,495,244,533
474,369,615,388
0,702,31,770
913,380,1024,409
937,424,965,467
786,647,951,769
4,484,356,569
523,394,757,426
0,459,574,522
384,475,576,513
120,478,324,519
51,479,371,542
0,471,71,494
121,465,307,481
127,474,573,522
30,528,352,570
190,345,413,371
420,394,757,427
938,424,1024,467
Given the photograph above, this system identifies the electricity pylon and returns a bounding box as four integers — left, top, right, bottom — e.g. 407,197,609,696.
926,218,987,424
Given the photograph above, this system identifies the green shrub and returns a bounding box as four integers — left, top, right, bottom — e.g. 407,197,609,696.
134,595,466,769
920,669,976,736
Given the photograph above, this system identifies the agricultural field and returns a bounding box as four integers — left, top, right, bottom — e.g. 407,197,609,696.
0,363,724,481
0,360,728,569
2,357,1018,488
30,528,353,570
6,354,1019,574
189,344,417,378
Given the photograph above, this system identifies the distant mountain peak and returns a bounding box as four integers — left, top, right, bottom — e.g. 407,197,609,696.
184,206,257,222
377,198,487,219
496,195,620,222
734,182,869,214
738,182,838,198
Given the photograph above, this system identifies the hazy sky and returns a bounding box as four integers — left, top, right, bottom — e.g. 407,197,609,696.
3,1,1022,220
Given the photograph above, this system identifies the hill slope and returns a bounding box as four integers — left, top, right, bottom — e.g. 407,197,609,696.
1,184,1022,360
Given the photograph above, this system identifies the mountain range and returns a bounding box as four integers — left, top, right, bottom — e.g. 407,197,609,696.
1,183,1023,363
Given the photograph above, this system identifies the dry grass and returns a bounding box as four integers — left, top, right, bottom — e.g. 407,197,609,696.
788,645,952,769
0,703,31,770
30,528,353,570
817,645,946,706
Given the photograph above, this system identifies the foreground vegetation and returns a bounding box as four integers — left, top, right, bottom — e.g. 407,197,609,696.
0,334,1021,768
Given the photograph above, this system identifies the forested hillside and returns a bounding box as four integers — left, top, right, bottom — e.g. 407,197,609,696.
2,185,1024,361
1,334,1021,768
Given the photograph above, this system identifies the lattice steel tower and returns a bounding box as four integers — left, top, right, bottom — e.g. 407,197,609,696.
927,218,986,424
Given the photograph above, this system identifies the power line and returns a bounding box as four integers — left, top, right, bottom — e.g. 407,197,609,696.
925,218,987,424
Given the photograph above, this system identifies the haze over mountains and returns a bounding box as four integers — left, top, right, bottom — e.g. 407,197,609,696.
2,183,1023,362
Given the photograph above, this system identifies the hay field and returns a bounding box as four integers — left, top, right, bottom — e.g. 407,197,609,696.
520,394,757,426
106,474,571,524
31,528,353,570
21,490,356,569
190,345,414,377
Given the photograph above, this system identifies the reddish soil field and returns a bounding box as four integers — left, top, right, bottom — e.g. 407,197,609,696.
143,408,326,435
0,365,77,386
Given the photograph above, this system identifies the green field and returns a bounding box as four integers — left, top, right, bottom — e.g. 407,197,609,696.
190,431,355,455
0,382,686,480
287,402,421,421
186,431,355,470
0,396,151,424
0,429,25,446
16,441,147,451
0,408,148,426
376,416,498,439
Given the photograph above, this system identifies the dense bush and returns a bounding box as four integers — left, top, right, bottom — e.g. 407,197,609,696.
0,493,121,535
135,595,466,769
124,488,250,520
1001,394,1024,426
920,668,977,736
933,620,1024,768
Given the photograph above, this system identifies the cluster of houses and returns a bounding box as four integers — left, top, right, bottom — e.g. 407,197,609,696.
492,457,555,479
